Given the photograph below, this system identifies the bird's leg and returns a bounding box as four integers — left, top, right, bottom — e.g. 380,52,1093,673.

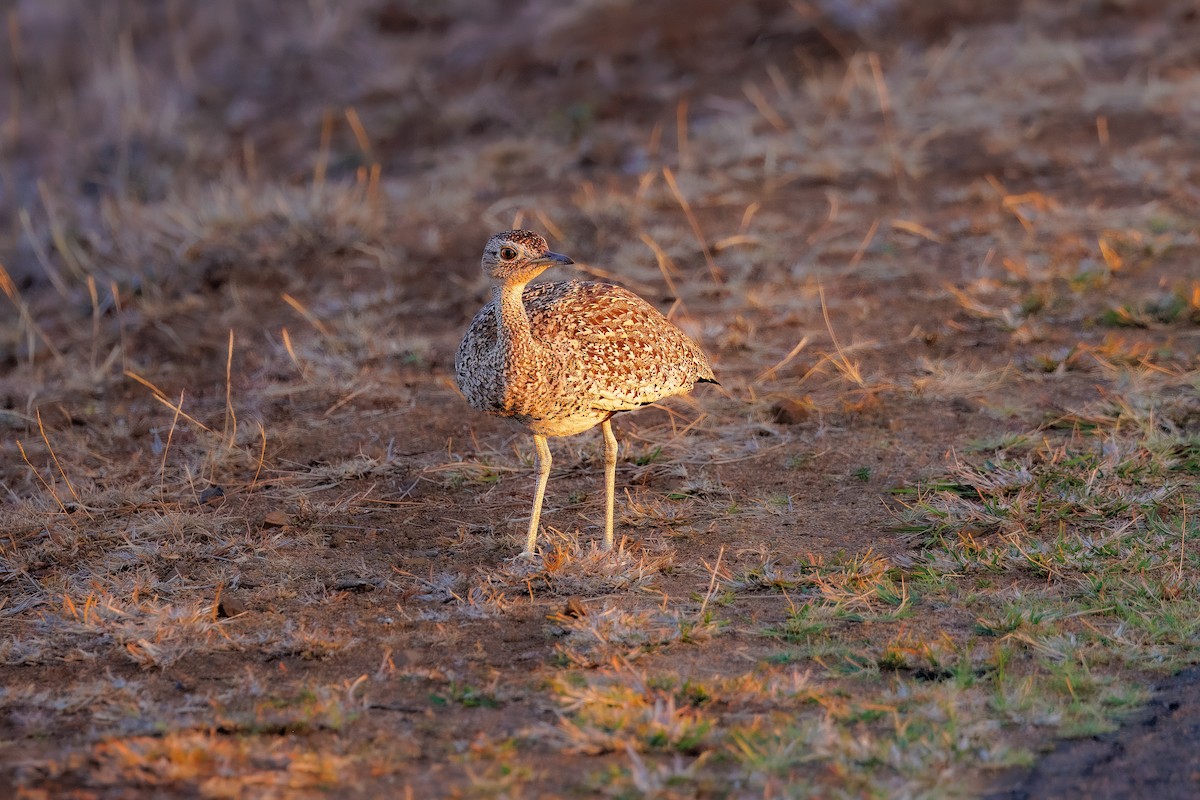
523,434,552,556
602,417,618,550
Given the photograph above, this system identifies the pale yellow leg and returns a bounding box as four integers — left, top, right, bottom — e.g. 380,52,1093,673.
523,434,552,556
602,418,618,550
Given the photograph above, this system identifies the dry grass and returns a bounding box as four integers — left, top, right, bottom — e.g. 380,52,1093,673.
3,1,1200,797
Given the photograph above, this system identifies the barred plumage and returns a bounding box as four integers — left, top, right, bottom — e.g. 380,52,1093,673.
455,230,715,556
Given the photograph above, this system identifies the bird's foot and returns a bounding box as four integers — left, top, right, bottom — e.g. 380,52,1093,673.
510,550,539,564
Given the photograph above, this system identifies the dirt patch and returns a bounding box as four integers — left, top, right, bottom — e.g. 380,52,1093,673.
990,667,1200,799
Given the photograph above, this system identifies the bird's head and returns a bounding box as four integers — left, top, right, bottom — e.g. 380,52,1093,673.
480,230,573,284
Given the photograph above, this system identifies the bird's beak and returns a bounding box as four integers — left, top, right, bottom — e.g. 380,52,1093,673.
533,251,574,266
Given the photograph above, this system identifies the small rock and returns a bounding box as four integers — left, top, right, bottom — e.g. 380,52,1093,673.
769,397,813,425
198,486,226,507
949,397,977,414
217,593,248,618
262,510,291,527
335,577,378,593
563,597,587,618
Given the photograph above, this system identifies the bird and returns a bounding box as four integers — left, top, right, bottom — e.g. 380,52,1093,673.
455,230,716,557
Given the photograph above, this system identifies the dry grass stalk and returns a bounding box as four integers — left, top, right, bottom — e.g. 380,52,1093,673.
662,167,721,284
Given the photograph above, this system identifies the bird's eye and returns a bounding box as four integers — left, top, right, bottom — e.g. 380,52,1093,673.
499,247,518,261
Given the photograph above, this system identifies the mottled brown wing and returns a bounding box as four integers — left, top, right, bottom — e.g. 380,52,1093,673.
454,298,504,413
525,281,713,412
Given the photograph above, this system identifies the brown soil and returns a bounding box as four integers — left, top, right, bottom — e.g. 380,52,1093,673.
2,1,1199,797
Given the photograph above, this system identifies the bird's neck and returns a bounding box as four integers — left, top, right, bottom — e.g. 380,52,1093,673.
494,282,542,359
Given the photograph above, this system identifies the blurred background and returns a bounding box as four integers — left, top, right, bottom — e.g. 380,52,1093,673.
5,0,1195,289
2,0,1023,222
4,0,1196,374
